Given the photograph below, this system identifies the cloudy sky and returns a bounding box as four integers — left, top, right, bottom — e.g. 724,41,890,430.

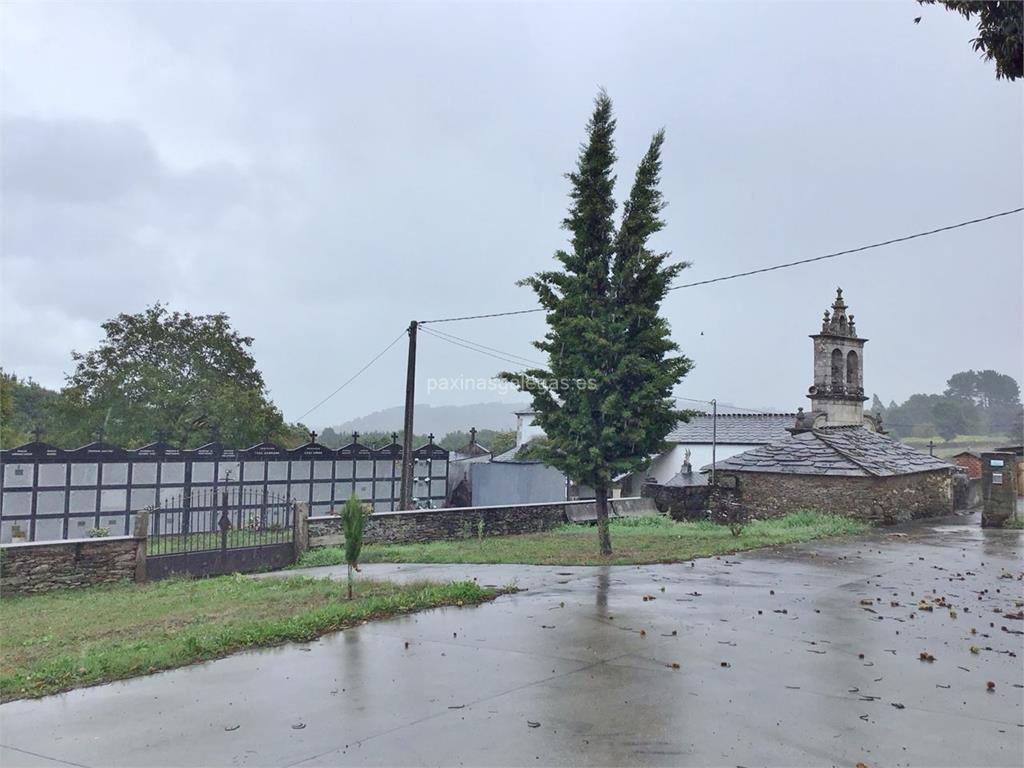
1,0,1021,431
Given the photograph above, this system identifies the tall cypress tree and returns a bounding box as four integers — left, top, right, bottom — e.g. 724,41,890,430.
501,92,691,555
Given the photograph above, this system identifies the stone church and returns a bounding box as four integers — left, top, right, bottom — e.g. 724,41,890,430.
710,289,954,523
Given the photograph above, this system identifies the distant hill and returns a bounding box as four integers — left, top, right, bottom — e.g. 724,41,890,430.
330,401,528,437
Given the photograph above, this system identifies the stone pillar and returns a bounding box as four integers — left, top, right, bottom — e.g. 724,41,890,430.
293,502,310,560
132,509,149,583
980,452,1018,528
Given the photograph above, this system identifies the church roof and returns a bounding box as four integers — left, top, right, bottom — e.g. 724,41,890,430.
667,413,796,445
706,426,953,478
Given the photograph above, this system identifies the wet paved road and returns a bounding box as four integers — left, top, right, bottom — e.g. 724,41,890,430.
2,513,1022,767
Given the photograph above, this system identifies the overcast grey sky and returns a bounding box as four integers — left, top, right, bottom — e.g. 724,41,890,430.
1,0,1021,431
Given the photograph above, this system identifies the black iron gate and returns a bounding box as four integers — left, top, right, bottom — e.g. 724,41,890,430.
145,488,297,580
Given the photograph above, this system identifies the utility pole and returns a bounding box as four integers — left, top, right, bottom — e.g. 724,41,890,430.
710,398,717,487
399,321,418,510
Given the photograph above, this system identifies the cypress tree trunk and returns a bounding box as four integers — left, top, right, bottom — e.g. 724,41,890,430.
594,485,612,555
347,563,353,600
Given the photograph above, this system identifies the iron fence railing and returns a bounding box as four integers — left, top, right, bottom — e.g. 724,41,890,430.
147,488,294,556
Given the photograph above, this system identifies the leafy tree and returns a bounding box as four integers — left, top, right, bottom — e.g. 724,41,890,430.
944,369,1020,434
438,428,516,455
487,430,516,456
51,304,287,448
0,372,29,448
341,493,369,599
277,422,313,449
500,92,691,555
917,1,1023,81
974,369,1020,407
515,436,553,461
932,399,970,441
869,393,886,417
438,430,478,451
0,371,61,445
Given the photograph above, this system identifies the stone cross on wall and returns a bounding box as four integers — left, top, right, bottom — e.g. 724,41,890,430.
32,425,44,443
352,431,360,443
309,430,318,444
391,432,399,444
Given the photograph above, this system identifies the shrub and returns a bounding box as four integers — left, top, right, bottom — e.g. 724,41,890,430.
342,494,369,599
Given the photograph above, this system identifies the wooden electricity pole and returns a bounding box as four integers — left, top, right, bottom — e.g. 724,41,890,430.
399,321,418,509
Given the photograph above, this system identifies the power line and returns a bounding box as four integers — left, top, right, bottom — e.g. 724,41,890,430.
669,206,1023,291
295,328,408,423
419,326,540,369
421,326,544,368
418,206,1023,324
420,307,543,325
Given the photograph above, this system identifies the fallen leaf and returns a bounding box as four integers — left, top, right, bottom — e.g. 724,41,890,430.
527,720,541,728
224,725,240,732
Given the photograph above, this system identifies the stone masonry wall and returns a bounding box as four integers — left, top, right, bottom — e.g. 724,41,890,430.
641,483,712,521
310,501,577,547
722,470,953,524
1,536,144,596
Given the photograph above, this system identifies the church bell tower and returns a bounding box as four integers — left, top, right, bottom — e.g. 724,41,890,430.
805,288,868,428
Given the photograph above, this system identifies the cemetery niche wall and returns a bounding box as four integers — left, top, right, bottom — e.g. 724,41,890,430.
0,438,449,543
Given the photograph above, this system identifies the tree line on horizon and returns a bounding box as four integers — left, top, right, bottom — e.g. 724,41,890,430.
871,369,1022,442
1,351,519,455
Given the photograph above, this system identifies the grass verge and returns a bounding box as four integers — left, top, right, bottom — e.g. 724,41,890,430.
0,575,495,702
296,510,868,568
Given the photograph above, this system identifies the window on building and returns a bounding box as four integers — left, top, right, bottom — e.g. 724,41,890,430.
846,350,859,388
830,348,844,389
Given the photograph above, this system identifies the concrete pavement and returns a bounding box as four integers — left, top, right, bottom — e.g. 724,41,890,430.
1,513,1022,767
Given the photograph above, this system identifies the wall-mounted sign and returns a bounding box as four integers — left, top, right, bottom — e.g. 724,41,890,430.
990,459,1005,468
992,472,1003,485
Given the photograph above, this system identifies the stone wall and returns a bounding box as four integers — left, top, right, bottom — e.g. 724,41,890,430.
952,471,982,510
720,469,953,524
308,498,657,547
310,501,570,547
641,483,712,521
1,536,144,596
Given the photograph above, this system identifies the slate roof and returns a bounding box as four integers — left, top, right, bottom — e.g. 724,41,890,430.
667,414,796,445
707,427,954,478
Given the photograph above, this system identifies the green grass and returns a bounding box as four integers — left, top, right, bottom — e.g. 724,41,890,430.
0,575,495,701
1002,516,1024,530
295,511,868,568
